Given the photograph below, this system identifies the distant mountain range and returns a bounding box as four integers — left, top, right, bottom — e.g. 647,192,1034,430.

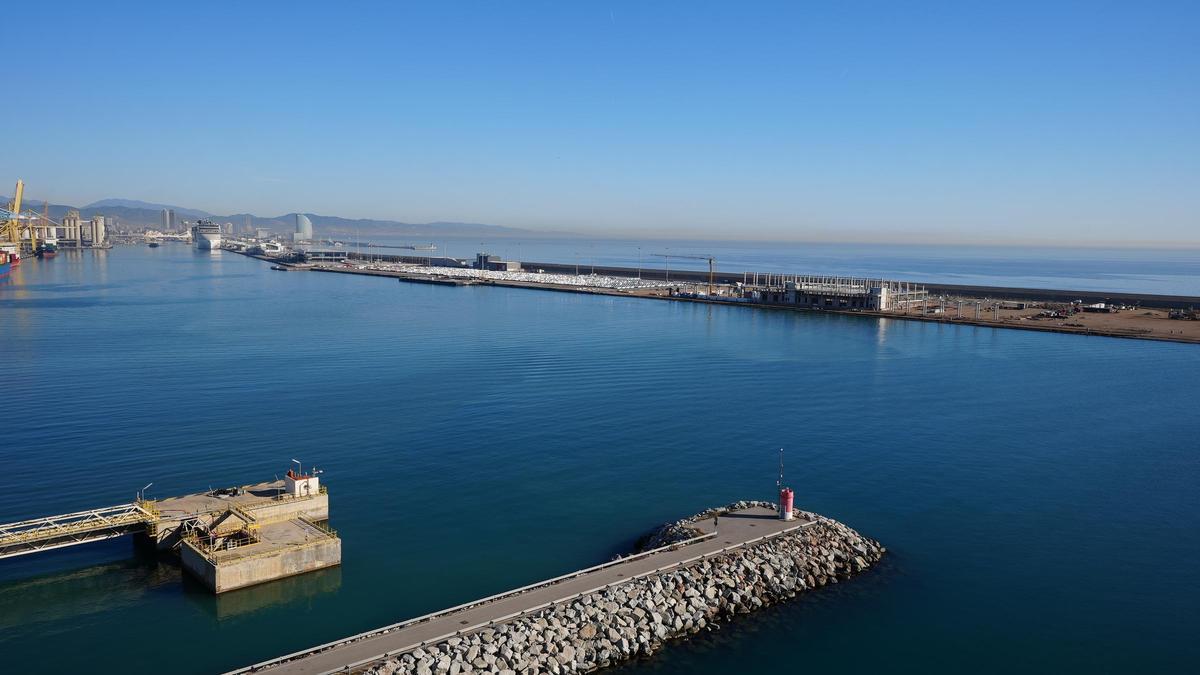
83,199,213,219
5,197,535,238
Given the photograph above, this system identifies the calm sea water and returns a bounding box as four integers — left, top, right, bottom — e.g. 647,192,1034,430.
1,245,1198,674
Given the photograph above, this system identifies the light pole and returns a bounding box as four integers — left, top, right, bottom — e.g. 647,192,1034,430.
637,246,642,280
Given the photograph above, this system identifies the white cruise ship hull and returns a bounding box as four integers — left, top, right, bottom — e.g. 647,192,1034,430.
195,232,222,250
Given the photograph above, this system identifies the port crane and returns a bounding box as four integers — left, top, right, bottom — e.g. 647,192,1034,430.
2,179,25,249
2,180,63,253
651,253,716,294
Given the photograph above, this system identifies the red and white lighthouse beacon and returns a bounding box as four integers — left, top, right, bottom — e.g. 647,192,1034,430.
777,448,794,521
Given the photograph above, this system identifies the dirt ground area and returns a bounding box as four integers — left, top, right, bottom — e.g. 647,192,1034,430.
890,301,1200,343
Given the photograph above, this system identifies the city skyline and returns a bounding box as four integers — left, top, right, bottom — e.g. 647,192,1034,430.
3,2,1197,246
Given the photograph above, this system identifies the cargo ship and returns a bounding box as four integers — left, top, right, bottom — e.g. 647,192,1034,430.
36,241,58,259
193,219,222,251
148,241,160,248
0,250,11,279
0,245,18,267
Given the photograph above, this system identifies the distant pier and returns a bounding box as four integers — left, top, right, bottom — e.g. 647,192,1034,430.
233,248,1200,344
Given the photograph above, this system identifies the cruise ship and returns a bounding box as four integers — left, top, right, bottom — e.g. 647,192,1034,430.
193,219,222,251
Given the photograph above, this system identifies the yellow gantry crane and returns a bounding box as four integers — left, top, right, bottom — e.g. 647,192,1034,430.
1,180,52,253
2,179,24,248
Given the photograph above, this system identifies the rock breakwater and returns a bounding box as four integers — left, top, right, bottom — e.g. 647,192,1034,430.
635,500,778,552
367,505,883,675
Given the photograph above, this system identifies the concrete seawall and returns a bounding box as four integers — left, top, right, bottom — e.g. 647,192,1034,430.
358,504,884,675
337,252,1200,309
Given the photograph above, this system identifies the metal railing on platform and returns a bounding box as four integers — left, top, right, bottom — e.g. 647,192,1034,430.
0,502,159,559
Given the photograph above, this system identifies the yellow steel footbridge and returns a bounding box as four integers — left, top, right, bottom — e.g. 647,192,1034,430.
0,501,161,559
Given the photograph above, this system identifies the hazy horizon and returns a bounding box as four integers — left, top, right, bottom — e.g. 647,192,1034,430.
8,191,1200,250
3,2,1197,247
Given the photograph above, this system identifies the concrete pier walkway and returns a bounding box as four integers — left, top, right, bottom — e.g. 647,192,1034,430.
236,506,813,674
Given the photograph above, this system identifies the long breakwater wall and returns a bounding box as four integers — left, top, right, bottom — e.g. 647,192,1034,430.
340,252,1199,309
364,503,884,675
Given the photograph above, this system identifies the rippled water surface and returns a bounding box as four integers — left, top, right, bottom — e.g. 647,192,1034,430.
1,246,1197,673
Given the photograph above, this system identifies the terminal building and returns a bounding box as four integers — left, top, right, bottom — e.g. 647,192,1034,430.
752,276,927,311
475,252,521,272
298,246,347,262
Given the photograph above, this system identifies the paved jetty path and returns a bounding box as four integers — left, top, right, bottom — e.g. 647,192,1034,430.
236,506,812,674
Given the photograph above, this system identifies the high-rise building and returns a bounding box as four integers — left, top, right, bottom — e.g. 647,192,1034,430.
294,214,313,241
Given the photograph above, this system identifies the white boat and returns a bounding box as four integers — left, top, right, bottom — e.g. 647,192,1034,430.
193,219,223,251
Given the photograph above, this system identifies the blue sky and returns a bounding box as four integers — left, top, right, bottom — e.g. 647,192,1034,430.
3,1,1197,244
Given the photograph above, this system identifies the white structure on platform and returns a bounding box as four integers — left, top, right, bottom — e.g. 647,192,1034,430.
284,470,320,497
748,275,927,311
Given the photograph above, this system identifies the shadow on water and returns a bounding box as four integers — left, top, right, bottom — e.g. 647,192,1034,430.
0,541,343,629
184,566,343,621
4,282,129,292
0,296,255,309
0,548,179,631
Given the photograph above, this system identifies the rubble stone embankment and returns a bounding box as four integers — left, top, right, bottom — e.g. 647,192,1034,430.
367,504,884,675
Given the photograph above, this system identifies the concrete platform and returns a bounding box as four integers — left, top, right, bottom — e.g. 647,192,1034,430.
0,474,338,596
147,480,329,550
182,518,341,594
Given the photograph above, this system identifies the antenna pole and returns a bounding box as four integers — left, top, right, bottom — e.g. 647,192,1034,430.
777,447,795,521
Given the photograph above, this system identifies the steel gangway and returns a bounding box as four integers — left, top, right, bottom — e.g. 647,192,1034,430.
0,502,160,559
